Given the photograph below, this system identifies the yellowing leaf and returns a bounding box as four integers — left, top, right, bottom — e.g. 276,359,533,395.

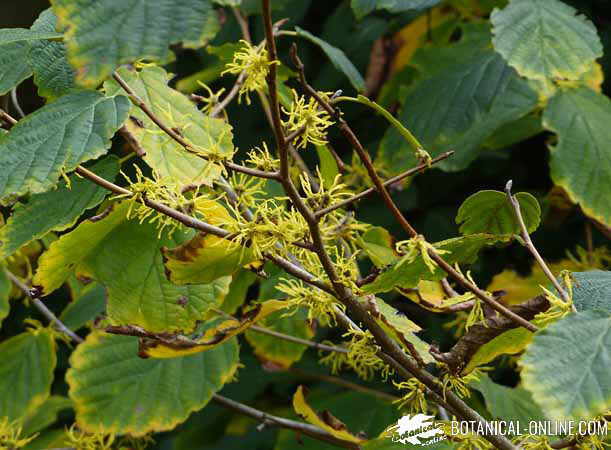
104,66,234,187
0,329,56,422
390,7,456,75
163,233,256,285
292,386,366,444
368,297,434,364
245,307,313,369
34,202,231,333
138,300,289,358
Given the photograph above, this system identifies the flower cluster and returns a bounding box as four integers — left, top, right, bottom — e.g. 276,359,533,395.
320,328,392,380
439,366,486,400
246,142,279,172
222,199,309,259
395,235,449,273
393,378,428,413
222,40,277,104
278,278,344,326
0,417,36,448
282,90,334,149
114,167,213,236
301,170,351,212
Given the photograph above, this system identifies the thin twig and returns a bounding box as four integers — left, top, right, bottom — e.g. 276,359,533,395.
10,88,25,118
315,151,454,218
5,269,84,344
505,180,570,304
211,307,348,354
288,367,398,402
212,394,359,449
0,108,18,126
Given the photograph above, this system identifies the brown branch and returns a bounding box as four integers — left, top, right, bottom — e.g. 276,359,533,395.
119,125,146,157
430,295,549,374
5,269,84,344
315,151,454,218
288,367,398,402
506,180,571,304
212,394,359,449
210,71,246,118
0,108,18,127
289,47,538,334
283,39,518,449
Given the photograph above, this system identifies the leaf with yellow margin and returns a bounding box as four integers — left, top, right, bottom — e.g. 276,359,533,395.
163,233,256,285
67,331,239,436
292,386,367,444
52,0,219,88
367,297,434,364
0,329,56,422
34,201,231,333
104,66,234,187
133,300,289,358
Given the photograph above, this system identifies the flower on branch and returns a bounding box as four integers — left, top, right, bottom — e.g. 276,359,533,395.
114,167,213,236
223,199,309,259
439,365,487,400
0,417,36,448
246,142,279,172
301,170,351,212
282,90,334,149
395,235,449,273
393,378,428,413
278,278,344,326
222,40,278,105
320,328,392,381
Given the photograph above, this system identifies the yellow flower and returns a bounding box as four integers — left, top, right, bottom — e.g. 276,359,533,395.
222,40,278,105
282,90,334,149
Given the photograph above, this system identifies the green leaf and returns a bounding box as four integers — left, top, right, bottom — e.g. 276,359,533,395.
379,51,538,172
0,330,57,421
359,226,398,268
0,28,63,45
28,9,76,100
67,331,239,435
372,298,433,364
22,396,72,435
245,307,314,369
377,0,442,14
351,0,442,20
315,145,340,187
59,283,107,331
471,376,546,424
543,87,611,226
0,269,10,327
572,271,611,313
363,234,508,294
52,0,220,88
0,90,129,202
520,310,611,421
34,202,231,333
350,0,377,19
0,156,119,259
221,269,257,315
491,0,603,81
295,27,365,92
0,42,32,96
104,66,233,186
456,190,541,236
